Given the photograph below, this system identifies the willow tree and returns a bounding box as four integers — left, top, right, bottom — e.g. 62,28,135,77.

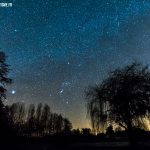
86,62,150,145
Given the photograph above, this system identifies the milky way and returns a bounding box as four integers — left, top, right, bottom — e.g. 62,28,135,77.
1,0,150,128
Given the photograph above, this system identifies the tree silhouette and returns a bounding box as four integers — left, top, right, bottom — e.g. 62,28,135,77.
0,52,12,137
106,125,114,138
27,104,36,136
41,104,51,135
81,128,91,136
51,113,62,134
8,102,73,137
9,102,25,135
86,62,150,145
63,118,72,135
35,103,43,136
55,114,63,134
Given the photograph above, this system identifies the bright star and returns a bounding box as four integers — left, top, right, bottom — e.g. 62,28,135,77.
11,90,16,94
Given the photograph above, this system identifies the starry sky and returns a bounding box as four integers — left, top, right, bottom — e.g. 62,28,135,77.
1,0,150,128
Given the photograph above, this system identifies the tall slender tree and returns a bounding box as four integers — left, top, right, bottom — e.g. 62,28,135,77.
63,118,72,134
0,52,12,137
36,103,43,136
41,104,50,135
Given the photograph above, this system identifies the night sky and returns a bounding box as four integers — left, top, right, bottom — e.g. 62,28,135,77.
1,0,150,128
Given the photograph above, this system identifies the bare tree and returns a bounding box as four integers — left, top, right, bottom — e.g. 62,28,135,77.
55,114,63,133
8,102,73,137
63,118,72,135
41,104,50,135
27,104,36,137
9,102,25,135
35,103,43,136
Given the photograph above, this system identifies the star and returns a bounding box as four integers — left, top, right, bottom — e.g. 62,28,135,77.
14,29,18,32
11,90,16,94
59,89,64,94
62,81,71,87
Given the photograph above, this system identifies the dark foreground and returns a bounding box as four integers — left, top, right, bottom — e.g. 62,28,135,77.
1,142,150,150
1,137,150,150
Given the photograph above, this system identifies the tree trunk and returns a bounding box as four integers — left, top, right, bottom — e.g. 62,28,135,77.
126,121,136,147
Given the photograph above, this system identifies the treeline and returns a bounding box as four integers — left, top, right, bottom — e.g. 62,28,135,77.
6,102,72,137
